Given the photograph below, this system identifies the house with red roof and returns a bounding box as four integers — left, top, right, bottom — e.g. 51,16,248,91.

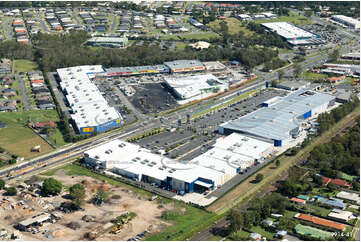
33,121,55,129
291,197,306,205
322,176,351,188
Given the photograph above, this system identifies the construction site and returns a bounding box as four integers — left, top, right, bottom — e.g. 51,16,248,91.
0,170,175,241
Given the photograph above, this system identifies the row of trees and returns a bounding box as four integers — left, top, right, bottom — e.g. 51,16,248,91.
0,30,282,72
317,97,359,134
308,118,360,177
228,193,291,235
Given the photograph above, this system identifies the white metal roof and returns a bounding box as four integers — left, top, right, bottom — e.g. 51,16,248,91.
328,209,353,221
57,65,122,128
85,139,228,185
262,22,316,39
331,15,360,28
213,133,274,160
221,89,335,141
336,191,360,204
165,74,226,99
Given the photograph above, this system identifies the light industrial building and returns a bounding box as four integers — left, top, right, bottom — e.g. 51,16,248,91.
84,133,273,194
331,15,360,31
276,80,310,91
164,59,205,73
86,36,128,48
57,65,122,134
322,63,360,76
341,52,360,61
164,74,227,100
103,59,206,77
261,22,323,45
219,89,335,146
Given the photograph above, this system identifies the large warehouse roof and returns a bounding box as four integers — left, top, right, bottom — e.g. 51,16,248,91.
84,134,274,186
212,133,274,160
84,139,226,184
331,15,360,28
262,22,316,39
57,65,122,128
220,89,334,141
165,74,226,99
105,64,169,75
164,59,204,70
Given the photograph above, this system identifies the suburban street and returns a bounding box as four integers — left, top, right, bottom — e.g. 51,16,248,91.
4,17,12,40
110,14,117,33
17,75,31,111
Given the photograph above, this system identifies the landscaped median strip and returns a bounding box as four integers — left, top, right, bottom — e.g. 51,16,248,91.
189,88,260,121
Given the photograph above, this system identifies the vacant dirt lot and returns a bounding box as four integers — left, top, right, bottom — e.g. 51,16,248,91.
0,170,173,241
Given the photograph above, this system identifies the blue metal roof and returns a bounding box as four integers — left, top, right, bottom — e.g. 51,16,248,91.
318,198,346,209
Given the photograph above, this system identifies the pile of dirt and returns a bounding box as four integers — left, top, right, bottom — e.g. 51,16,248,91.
52,229,68,238
122,203,130,210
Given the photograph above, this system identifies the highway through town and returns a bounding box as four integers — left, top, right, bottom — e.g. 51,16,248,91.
110,14,117,34
0,76,266,182
0,12,359,239
1,23,356,182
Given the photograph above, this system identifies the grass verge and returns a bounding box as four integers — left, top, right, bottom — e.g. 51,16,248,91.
13,59,39,73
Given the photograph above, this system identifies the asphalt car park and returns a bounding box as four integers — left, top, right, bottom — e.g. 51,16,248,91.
302,23,343,44
190,89,288,129
128,83,179,114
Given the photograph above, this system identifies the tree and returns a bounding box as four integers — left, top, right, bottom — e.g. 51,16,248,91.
329,49,340,62
41,178,63,196
265,193,288,214
293,64,302,78
5,186,17,196
271,80,278,87
275,160,280,167
69,184,86,208
278,217,296,230
304,10,313,17
229,209,244,232
255,174,264,183
278,70,284,80
93,188,109,205
0,179,5,189
313,174,323,186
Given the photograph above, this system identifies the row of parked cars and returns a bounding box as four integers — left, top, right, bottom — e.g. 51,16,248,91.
127,230,148,241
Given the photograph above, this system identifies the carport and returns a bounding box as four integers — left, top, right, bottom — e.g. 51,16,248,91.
194,180,213,193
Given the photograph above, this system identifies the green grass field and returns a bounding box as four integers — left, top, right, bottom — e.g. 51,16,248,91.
0,110,66,158
254,12,313,25
175,42,189,51
146,204,219,241
300,71,328,81
208,18,255,36
249,226,275,240
14,59,39,74
161,32,220,41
